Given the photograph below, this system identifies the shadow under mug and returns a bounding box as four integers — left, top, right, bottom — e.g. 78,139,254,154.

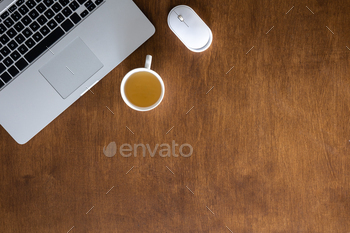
120,55,165,111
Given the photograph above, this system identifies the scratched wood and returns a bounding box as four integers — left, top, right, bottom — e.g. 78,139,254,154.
1,0,350,232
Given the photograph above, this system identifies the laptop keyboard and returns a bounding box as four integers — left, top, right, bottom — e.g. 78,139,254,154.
0,0,105,91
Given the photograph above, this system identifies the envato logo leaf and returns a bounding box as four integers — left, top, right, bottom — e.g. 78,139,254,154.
103,142,117,157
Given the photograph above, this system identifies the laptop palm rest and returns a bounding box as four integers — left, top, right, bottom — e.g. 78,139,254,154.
39,37,103,99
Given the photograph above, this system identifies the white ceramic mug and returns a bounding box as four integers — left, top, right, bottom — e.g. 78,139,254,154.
120,55,165,111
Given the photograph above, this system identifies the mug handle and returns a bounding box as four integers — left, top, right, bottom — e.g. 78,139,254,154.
145,55,152,70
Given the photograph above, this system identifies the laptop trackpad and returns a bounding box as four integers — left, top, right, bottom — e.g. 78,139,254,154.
39,37,103,99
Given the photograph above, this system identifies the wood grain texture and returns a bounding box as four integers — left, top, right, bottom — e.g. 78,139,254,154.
1,0,350,232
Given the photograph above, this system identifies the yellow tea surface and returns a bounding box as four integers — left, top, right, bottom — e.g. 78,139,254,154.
124,71,162,107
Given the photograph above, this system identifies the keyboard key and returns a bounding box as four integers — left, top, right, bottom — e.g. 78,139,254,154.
29,21,40,31
0,72,12,83
78,0,88,4
33,32,43,42
22,28,33,38
25,27,64,63
0,63,5,73
70,13,81,24
43,0,54,7
29,9,40,19
59,0,71,6
9,4,17,12
8,66,19,77
54,13,65,23
15,34,25,44
47,19,57,29
85,0,93,7
18,5,29,15
6,28,17,38
16,0,26,6
4,57,14,67
14,22,25,32
26,0,36,9
8,40,18,50
0,24,6,34
62,7,72,17
52,2,62,13
10,50,21,61
21,15,32,26
11,11,22,21
87,3,96,11
0,35,10,44
0,80,4,89
80,10,88,18
0,46,11,56
25,38,35,48
15,58,29,71
18,44,28,54
1,11,9,20
95,0,103,5
4,18,14,27
44,9,54,19
69,1,79,10
36,3,47,13
85,1,96,11
61,19,73,32
37,15,48,25
40,25,50,36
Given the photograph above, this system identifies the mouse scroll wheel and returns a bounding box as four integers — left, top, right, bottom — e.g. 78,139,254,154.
178,15,184,22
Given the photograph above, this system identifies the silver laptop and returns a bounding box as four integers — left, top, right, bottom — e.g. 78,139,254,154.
0,0,155,144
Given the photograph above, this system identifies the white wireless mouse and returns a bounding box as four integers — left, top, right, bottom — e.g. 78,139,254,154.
168,5,213,52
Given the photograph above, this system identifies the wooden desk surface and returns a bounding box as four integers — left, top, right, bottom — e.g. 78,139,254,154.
1,0,350,232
